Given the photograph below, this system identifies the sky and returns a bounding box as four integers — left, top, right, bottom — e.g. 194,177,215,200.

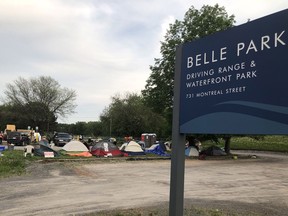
0,0,287,124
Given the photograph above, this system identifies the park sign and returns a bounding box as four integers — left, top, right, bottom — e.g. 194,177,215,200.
179,9,288,134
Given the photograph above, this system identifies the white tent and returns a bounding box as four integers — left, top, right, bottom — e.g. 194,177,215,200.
120,141,146,156
185,146,199,156
62,140,89,152
119,143,128,151
123,141,144,152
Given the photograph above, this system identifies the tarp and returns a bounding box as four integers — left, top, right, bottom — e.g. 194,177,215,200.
147,144,158,150
38,139,50,147
201,145,227,156
67,151,92,157
145,144,170,157
33,143,59,157
62,140,89,152
121,141,145,156
185,146,199,157
90,141,123,157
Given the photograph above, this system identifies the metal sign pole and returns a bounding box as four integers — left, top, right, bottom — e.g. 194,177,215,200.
169,44,186,216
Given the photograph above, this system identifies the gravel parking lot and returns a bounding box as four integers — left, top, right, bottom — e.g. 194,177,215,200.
0,151,288,215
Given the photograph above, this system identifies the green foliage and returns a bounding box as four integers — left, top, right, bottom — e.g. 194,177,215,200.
100,93,167,138
57,121,103,137
2,76,77,133
0,150,26,178
142,4,235,132
200,135,288,153
0,104,17,131
231,135,288,152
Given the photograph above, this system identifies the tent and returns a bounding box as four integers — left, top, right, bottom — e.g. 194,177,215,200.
201,145,227,156
62,140,89,152
121,141,145,156
185,146,199,157
147,144,158,150
145,144,170,157
164,141,172,150
137,141,146,149
119,143,127,151
33,143,59,157
90,141,123,157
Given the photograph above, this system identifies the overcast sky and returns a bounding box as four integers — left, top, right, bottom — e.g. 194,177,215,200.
0,0,287,124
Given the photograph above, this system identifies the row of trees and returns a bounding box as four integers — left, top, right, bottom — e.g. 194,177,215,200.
55,93,168,138
1,4,238,150
0,79,167,138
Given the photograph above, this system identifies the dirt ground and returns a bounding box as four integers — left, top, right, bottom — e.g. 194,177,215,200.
0,151,288,216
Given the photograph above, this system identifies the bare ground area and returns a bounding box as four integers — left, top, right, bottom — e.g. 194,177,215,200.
0,151,288,216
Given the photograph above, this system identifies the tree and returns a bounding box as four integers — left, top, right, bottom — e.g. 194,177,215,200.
3,76,77,132
142,4,235,152
0,104,19,130
85,121,103,137
100,93,167,138
142,4,235,131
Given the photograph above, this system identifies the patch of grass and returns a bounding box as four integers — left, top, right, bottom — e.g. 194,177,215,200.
201,135,288,153
231,135,288,152
0,150,27,178
81,206,253,216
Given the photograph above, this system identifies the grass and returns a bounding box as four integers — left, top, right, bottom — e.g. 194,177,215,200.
0,150,27,178
82,205,259,216
201,135,288,153
231,135,288,152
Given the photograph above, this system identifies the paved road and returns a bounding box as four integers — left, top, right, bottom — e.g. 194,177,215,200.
0,151,287,215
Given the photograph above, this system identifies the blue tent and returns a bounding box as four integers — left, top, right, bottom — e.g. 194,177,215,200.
145,144,170,157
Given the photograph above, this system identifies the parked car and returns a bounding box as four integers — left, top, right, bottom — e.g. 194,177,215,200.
7,131,31,146
53,132,72,146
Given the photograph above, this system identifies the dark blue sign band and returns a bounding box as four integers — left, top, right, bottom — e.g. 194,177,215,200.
179,9,288,134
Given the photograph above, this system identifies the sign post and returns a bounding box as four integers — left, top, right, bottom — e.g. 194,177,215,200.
169,44,186,216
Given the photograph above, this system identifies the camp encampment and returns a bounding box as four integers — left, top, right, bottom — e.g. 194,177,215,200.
90,141,123,157
121,140,145,156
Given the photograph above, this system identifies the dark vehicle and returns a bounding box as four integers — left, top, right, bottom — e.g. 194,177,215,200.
53,132,72,146
7,131,31,146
